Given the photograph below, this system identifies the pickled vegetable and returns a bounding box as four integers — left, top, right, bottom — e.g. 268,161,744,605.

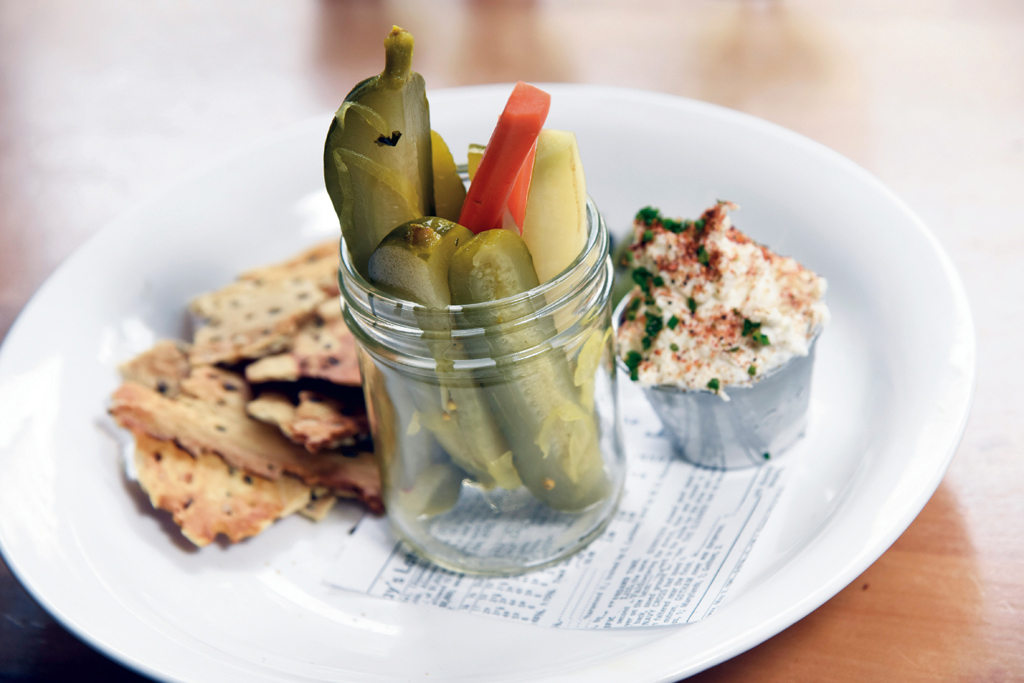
520,130,588,283
467,143,485,180
324,26,433,277
367,217,470,308
368,218,522,491
449,230,610,511
430,131,466,222
396,461,466,519
458,82,550,233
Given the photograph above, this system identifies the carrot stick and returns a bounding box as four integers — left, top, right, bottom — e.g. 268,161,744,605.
459,82,550,233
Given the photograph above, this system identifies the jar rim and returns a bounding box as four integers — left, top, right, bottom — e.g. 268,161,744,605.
338,196,606,318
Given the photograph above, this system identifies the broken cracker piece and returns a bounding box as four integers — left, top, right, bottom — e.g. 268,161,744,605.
239,239,340,296
118,340,192,398
133,432,311,547
297,487,337,522
189,277,327,366
247,391,369,453
245,315,361,386
110,366,382,513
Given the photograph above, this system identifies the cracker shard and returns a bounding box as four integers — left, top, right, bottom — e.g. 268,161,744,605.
239,239,341,297
133,432,311,547
118,340,192,398
297,487,337,522
110,366,382,513
189,277,327,366
247,391,369,453
245,308,361,387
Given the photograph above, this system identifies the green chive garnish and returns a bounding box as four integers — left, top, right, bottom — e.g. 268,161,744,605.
707,378,720,391
636,206,660,225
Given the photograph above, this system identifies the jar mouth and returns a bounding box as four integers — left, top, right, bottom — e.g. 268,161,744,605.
339,196,606,317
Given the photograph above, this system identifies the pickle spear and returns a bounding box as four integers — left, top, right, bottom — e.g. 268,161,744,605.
325,26,433,277
430,131,466,222
368,217,468,308
449,230,610,511
368,218,521,490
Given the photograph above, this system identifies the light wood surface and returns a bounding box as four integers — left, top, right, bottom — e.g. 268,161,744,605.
1,1,1022,681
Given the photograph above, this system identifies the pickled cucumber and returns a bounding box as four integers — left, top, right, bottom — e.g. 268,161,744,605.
449,230,610,511
325,26,433,278
368,218,521,491
430,131,466,222
368,217,470,308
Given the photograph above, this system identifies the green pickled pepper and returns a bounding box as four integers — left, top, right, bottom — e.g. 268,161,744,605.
449,230,610,511
324,26,433,278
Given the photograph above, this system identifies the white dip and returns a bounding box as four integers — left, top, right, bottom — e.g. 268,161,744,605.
617,202,829,398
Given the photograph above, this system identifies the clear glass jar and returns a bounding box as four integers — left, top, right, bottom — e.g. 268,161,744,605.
340,198,625,575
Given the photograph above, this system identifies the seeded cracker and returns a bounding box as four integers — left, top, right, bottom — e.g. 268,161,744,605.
239,239,341,297
247,391,369,453
133,432,312,546
118,340,192,398
297,487,339,522
189,277,327,366
110,365,383,512
245,299,361,386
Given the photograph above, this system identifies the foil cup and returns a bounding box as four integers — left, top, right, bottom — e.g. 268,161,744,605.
614,297,818,469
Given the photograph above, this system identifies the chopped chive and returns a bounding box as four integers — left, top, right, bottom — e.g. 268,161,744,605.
632,267,653,290
636,206,660,225
741,318,761,337
670,343,680,352
694,218,706,232
662,218,683,233
763,452,771,460
707,378,720,392
687,297,697,314
645,315,663,339
652,275,665,287
696,245,709,265
642,229,654,243
727,346,740,352
667,315,680,330
642,337,652,350
630,367,639,381
748,365,757,376
625,350,642,370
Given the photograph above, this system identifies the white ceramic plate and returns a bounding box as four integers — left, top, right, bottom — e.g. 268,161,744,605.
0,85,973,682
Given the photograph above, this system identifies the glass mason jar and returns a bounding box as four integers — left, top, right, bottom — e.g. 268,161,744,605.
340,198,625,575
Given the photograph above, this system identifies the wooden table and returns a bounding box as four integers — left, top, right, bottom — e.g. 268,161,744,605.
1,1,1021,680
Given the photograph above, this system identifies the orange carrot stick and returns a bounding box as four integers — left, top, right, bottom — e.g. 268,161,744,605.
459,82,550,233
